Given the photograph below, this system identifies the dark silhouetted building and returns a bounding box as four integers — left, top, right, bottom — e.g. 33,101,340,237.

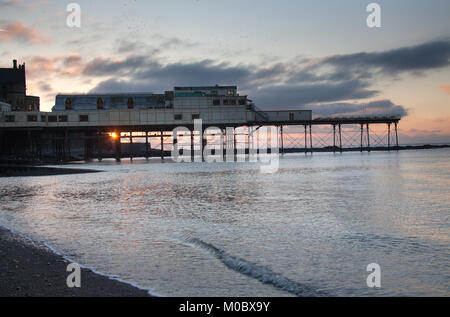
0,60,39,111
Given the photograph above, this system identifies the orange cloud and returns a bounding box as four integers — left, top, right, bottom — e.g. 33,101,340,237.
28,56,59,73
0,22,50,44
26,0,49,9
438,84,450,95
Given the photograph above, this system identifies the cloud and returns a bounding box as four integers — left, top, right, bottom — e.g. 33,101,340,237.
0,0,22,7
0,0,48,9
308,100,408,118
82,56,149,76
47,39,450,118
25,0,49,9
324,40,450,74
116,39,147,54
135,60,253,87
63,54,82,67
88,78,157,94
37,81,52,92
438,84,450,95
251,80,378,108
0,21,50,44
28,56,59,73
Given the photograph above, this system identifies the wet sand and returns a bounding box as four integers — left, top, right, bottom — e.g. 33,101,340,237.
0,227,151,297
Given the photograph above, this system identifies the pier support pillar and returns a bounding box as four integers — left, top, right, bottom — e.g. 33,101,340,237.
333,124,336,153
366,123,371,152
234,127,237,157
63,130,69,162
191,130,195,161
338,124,342,153
304,125,307,153
130,131,133,161
160,130,164,161
97,131,103,162
145,131,150,159
395,122,399,150
280,125,284,155
387,123,391,150
360,124,364,152
309,125,313,153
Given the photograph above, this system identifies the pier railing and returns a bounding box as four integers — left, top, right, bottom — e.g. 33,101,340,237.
248,104,269,121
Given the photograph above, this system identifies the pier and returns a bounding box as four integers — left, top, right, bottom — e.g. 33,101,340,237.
0,114,401,163
0,79,404,163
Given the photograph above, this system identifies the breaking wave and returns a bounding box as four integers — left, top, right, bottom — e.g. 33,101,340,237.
183,237,328,297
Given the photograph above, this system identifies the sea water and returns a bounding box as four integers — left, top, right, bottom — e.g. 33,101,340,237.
0,149,449,296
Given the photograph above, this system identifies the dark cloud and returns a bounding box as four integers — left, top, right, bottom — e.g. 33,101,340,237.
82,56,149,76
135,60,252,87
89,78,156,94
251,80,378,108
63,54,82,67
38,81,52,92
325,40,450,74
89,60,253,93
309,100,408,118
116,39,148,54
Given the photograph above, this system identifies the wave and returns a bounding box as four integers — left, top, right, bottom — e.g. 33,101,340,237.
183,237,329,297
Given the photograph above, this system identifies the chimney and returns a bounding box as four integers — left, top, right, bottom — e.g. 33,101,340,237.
13,60,17,69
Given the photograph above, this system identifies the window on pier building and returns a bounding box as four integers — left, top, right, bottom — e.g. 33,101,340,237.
230,99,236,105
4,115,15,122
213,99,220,106
58,115,68,122
65,98,72,110
27,115,37,122
223,99,229,105
192,114,200,120
174,114,183,120
289,113,295,121
79,115,89,122
97,98,104,110
127,97,134,109
41,115,46,122
48,115,57,122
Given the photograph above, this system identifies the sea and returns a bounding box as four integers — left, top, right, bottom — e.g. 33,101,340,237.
0,149,449,296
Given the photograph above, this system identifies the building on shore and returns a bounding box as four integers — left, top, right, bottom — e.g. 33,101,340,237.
0,60,39,111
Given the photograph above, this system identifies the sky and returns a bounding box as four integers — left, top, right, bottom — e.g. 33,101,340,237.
0,0,449,143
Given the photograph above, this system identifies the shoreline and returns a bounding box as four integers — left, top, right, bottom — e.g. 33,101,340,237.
1,144,449,168
0,165,102,177
0,226,152,297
